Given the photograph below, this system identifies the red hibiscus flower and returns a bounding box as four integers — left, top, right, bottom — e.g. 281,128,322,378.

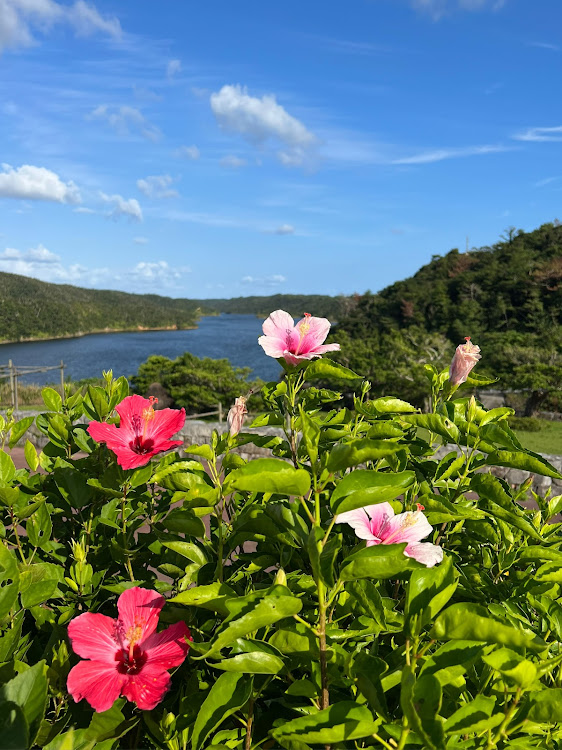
67,587,191,712
87,395,186,470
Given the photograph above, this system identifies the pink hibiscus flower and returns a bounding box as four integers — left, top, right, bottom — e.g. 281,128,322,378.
335,502,443,567
449,337,481,386
258,309,340,366
227,396,248,436
87,395,186,470
67,587,191,712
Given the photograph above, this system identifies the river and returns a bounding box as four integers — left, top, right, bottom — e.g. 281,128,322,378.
0,315,282,385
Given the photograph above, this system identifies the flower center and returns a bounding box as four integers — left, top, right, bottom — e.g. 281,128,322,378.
128,397,158,454
295,313,311,354
116,643,147,675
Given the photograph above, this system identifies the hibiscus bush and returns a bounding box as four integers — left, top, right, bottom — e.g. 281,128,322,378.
2,311,562,749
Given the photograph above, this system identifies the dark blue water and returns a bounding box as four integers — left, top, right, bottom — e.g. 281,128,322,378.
0,315,281,385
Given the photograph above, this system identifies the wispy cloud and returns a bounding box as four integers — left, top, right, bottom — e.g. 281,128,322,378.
392,144,510,164
241,274,287,287
174,145,200,160
534,176,559,188
412,0,506,21
87,104,161,142
527,41,559,52
100,192,143,221
273,224,295,235
303,34,395,55
136,174,179,199
220,155,247,169
166,58,182,79
0,0,121,53
513,126,562,142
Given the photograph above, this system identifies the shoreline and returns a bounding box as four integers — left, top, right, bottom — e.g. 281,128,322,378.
0,323,199,347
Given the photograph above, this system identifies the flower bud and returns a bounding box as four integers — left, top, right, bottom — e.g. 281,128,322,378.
449,337,481,386
467,395,477,423
227,396,248,436
274,568,287,586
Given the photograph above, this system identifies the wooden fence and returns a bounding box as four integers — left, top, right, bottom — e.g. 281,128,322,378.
0,360,65,410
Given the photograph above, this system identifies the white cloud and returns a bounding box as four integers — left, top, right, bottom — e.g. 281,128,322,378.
242,274,287,286
412,0,505,20
534,177,558,188
219,155,247,169
174,145,200,160
528,41,560,52
136,174,178,199
513,126,562,142
88,104,161,142
74,206,96,214
0,0,121,53
134,236,149,245
274,224,295,235
100,192,143,222
132,260,190,282
392,144,509,164
0,244,108,284
166,58,181,78
210,84,316,166
0,163,81,203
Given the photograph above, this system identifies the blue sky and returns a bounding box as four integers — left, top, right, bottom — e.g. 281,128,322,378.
0,0,561,299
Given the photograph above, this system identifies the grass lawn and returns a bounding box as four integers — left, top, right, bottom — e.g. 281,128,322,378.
514,419,562,456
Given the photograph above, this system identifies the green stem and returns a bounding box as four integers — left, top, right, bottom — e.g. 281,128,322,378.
121,493,134,583
8,511,25,563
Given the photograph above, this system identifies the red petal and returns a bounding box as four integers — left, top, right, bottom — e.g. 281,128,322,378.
67,660,125,713
122,664,171,710
68,612,118,662
115,394,151,425
87,421,129,449
117,587,165,645
143,622,191,669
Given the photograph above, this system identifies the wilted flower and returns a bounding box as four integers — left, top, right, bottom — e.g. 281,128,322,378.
335,502,443,568
258,309,340,366
87,395,185,470
227,396,247,436
67,587,191,712
449,337,481,386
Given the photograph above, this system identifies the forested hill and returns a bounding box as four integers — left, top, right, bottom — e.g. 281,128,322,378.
336,222,562,343
0,272,203,342
203,294,345,319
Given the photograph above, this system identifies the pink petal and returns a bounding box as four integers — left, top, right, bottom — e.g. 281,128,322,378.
296,316,331,352
117,588,165,645
68,612,118,663
258,335,286,358
364,503,396,539
262,310,295,338
282,351,320,366
122,664,171,711
382,511,433,545
145,408,186,444
144,622,191,669
335,507,377,541
313,343,341,354
405,542,443,568
67,660,125,713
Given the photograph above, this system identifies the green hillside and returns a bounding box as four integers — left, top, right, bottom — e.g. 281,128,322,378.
0,272,203,342
204,294,345,319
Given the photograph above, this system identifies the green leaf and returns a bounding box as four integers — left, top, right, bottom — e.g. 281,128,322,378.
406,555,458,627
401,671,445,750
184,443,215,461
271,701,379,743
42,387,62,412
347,580,386,628
191,673,252,750
213,652,284,674
340,544,423,581
0,451,16,483
299,406,320,465
330,469,415,513
305,359,362,384
27,502,53,549
8,417,34,449
443,695,501,735
24,440,39,472
86,699,135,743
162,509,206,537
327,439,405,472
208,593,302,657
401,413,460,443
0,660,48,745
479,407,514,427
485,450,562,479
169,582,237,616
431,603,546,653
0,702,28,750
527,689,562,723
482,647,537,688
0,545,19,620
162,541,207,567
535,562,562,583
369,397,417,414
226,458,311,496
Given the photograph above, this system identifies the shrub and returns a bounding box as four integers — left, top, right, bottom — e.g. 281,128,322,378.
509,415,543,432
1,334,562,749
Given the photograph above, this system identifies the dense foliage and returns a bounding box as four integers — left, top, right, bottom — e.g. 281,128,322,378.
204,294,345,319
2,341,562,748
334,222,562,413
131,352,263,415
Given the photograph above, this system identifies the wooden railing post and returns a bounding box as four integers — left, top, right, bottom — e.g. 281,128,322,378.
218,402,223,423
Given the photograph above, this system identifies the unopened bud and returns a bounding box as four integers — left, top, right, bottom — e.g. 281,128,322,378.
71,539,87,563
449,337,481,386
274,568,287,586
227,396,248,436
467,395,477,423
